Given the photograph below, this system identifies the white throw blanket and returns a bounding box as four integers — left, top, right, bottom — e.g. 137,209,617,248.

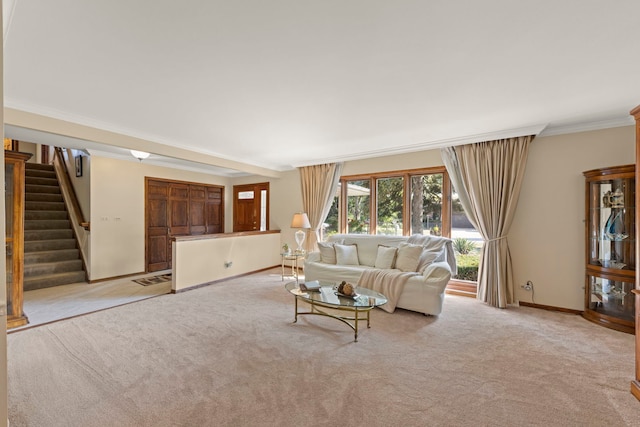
357,269,418,313
407,234,457,275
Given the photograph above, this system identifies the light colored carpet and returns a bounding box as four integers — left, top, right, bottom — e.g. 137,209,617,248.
7,269,640,426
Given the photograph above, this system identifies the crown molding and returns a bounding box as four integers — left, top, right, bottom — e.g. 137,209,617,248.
292,123,548,168
539,115,634,138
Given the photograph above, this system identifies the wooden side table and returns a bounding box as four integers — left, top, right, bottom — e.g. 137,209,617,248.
281,252,305,283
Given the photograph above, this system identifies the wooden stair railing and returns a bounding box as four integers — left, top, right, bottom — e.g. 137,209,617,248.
53,147,90,230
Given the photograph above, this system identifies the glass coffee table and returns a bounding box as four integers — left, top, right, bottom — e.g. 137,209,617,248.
285,281,388,342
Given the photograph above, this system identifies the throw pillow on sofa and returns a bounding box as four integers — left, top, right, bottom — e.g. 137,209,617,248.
335,244,360,265
416,248,441,273
395,243,423,272
374,245,397,269
317,242,338,264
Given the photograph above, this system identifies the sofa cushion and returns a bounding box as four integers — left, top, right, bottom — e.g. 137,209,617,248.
416,248,441,273
374,245,398,269
328,234,407,266
335,244,360,265
317,242,337,264
395,243,423,272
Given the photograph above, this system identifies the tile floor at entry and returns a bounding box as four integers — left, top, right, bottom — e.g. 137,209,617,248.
10,271,173,332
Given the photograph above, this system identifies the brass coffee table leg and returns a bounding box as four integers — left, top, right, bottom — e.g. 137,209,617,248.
291,298,377,342
353,308,358,342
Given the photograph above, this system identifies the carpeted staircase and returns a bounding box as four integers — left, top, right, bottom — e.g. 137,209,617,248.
24,163,86,291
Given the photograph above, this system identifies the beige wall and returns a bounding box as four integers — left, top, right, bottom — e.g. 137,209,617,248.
510,125,635,310
342,149,445,175
172,233,281,291
89,156,230,280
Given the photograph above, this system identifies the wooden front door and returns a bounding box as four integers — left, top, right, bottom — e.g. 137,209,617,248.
146,178,225,272
233,183,269,232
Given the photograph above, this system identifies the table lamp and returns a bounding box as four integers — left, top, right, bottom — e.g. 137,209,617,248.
291,212,311,252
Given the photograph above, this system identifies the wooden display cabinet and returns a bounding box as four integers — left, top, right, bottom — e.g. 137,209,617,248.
5,151,32,328
583,164,635,334
631,105,640,401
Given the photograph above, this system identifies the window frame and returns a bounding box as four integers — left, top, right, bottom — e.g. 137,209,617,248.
335,166,477,293
338,167,451,237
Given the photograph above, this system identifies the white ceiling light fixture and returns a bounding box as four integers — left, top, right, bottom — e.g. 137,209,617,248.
130,150,150,161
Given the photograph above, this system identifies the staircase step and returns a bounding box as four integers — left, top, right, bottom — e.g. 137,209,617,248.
24,259,83,277
25,184,61,194
22,162,87,291
25,229,74,241
25,239,77,252
24,271,87,292
25,169,57,179
25,210,68,220
26,193,64,203
25,219,71,230
26,201,66,211
25,163,55,172
25,249,80,264
25,176,59,186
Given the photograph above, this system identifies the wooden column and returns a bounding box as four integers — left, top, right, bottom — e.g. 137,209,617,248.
5,151,32,328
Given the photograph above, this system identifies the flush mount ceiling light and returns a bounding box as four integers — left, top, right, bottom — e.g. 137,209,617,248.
130,150,150,161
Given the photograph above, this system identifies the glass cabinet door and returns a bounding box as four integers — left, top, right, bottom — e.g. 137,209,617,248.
586,275,635,323
588,176,635,273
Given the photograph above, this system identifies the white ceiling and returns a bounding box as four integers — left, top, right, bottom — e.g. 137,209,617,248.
3,0,640,176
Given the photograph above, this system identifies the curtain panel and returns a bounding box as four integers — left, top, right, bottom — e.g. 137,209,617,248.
442,135,533,308
298,162,343,252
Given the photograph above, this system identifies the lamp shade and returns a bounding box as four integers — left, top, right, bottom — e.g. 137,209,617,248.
290,212,311,229
130,150,150,161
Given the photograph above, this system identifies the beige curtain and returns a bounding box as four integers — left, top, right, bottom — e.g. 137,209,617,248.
441,135,533,308
299,162,343,252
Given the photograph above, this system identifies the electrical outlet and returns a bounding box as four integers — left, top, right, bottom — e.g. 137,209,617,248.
521,281,533,291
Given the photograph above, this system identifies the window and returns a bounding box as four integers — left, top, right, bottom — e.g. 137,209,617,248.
323,192,340,239
330,167,480,289
335,168,449,238
376,177,403,235
450,187,483,283
345,179,371,234
409,173,443,236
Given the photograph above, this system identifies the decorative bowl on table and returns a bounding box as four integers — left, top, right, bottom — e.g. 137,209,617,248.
334,281,358,298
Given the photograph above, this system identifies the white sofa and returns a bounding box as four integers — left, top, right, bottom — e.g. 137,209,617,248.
303,234,456,316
